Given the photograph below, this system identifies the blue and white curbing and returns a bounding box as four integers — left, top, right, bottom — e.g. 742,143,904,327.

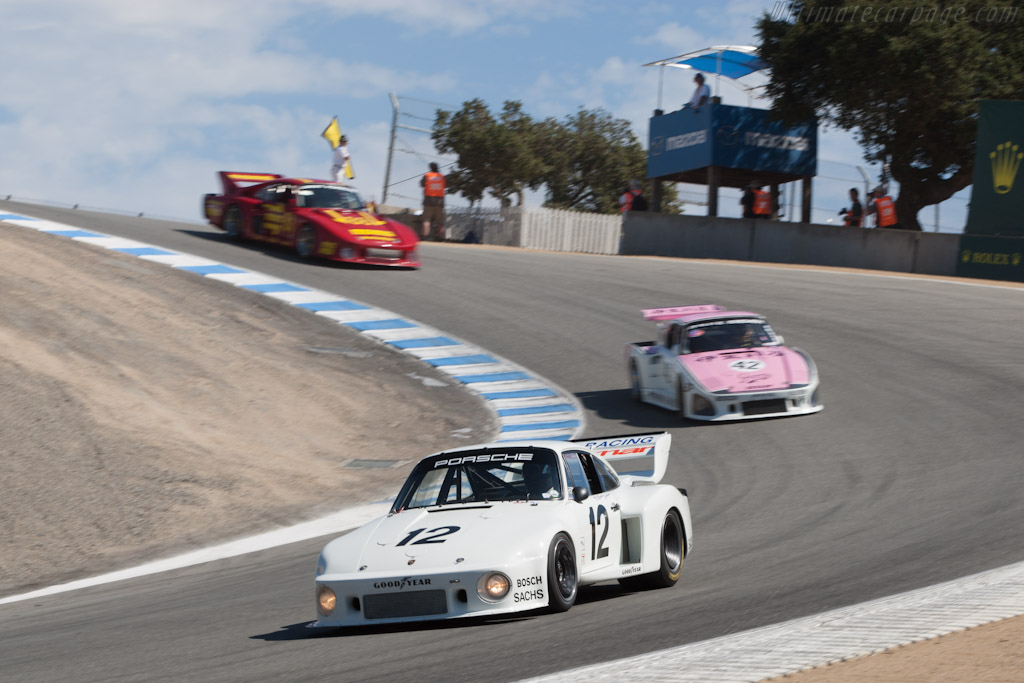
0,212,584,442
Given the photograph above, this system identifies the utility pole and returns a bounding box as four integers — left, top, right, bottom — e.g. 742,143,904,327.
382,92,399,205
381,92,434,206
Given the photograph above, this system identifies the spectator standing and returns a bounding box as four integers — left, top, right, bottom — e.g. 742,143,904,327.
740,182,756,218
866,186,898,228
420,162,446,241
330,135,351,183
619,180,647,213
838,187,863,227
684,73,710,110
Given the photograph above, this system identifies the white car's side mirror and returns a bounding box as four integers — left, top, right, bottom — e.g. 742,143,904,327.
571,486,590,503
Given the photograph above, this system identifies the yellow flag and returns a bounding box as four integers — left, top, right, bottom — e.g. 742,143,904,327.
323,116,355,179
321,116,342,149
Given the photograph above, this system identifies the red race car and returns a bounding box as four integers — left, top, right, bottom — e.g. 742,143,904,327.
203,172,420,267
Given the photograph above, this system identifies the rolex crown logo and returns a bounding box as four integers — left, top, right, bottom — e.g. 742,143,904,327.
990,141,1023,194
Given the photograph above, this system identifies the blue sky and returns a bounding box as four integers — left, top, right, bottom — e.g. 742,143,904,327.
0,0,970,230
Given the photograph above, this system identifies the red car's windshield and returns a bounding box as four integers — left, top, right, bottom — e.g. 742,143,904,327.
295,185,365,209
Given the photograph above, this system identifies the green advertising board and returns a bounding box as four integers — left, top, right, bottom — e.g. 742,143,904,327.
957,234,1024,281
958,100,1024,281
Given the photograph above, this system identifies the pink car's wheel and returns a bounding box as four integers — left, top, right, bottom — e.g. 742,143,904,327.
676,379,688,419
630,361,643,402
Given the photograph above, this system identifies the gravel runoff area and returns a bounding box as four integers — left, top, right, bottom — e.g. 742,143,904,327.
0,224,494,598
2,221,1021,682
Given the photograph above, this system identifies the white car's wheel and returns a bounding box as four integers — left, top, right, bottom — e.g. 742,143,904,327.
547,532,577,612
629,361,642,402
295,224,317,259
620,508,684,591
224,205,244,239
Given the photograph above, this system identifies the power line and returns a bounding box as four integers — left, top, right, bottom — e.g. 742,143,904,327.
397,95,458,110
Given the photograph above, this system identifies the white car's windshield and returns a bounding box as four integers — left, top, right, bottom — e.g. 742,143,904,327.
686,319,778,353
391,449,563,512
295,185,365,209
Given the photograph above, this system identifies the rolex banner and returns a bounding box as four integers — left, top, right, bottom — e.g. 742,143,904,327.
958,99,1024,281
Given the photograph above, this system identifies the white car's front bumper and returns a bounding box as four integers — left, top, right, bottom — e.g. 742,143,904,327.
312,562,550,627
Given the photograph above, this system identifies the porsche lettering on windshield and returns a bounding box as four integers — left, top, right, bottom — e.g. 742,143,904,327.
391,449,563,511
433,453,534,468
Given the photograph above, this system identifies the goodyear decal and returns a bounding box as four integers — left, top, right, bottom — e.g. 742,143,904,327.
318,241,337,256
324,210,387,227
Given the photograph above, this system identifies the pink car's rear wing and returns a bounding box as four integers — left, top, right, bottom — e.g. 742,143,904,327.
643,305,724,321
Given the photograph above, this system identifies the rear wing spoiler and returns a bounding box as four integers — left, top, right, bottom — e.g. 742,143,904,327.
643,305,723,321
571,432,671,485
218,171,283,195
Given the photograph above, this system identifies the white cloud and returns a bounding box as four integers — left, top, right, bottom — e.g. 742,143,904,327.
305,0,586,34
648,22,706,53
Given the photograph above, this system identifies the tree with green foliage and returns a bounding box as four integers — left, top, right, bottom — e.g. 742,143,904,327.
537,108,647,213
433,99,682,214
758,0,1024,230
432,99,544,207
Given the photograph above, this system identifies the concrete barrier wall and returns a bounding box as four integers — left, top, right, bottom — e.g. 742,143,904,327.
913,232,961,276
622,213,754,261
622,213,961,276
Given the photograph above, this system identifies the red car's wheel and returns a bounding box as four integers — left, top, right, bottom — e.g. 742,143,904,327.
295,224,318,259
224,205,244,240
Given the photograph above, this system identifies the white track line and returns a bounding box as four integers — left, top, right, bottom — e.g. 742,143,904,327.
521,558,1024,682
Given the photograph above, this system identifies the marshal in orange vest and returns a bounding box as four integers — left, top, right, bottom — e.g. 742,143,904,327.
752,189,771,217
874,195,898,227
423,171,446,198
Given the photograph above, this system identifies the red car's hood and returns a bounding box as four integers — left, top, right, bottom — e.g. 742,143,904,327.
306,208,417,246
680,347,810,393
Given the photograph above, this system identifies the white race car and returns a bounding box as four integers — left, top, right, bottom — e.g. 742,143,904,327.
313,432,692,626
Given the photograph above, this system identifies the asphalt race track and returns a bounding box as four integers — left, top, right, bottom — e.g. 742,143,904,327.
2,201,1022,683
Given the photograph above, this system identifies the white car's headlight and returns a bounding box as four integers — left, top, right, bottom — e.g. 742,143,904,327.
317,585,337,616
477,572,511,602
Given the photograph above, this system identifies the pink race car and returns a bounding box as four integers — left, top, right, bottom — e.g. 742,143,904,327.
625,305,822,421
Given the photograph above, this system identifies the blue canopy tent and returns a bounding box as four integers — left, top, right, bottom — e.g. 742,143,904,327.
644,45,769,110
641,46,817,221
